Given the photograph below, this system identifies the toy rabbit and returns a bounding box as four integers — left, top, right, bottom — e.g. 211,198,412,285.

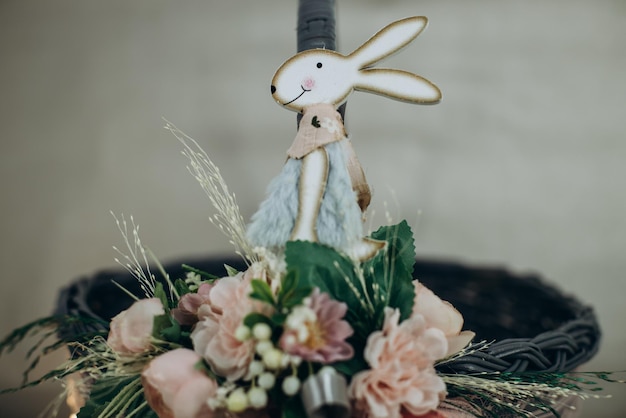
247,16,441,260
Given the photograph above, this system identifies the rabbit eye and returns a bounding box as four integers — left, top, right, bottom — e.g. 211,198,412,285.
316,62,323,69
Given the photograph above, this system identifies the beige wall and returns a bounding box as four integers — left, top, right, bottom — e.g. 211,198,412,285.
1,0,624,416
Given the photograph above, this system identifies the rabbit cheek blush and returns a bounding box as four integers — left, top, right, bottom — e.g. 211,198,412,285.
302,77,315,91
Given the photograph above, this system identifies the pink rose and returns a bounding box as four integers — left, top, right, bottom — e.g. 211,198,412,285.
412,282,475,358
107,298,164,353
142,348,218,418
349,308,448,418
191,269,271,381
172,282,215,326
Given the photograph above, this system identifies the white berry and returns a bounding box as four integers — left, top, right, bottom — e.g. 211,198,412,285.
247,387,268,409
282,375,301,396
252,323,272,340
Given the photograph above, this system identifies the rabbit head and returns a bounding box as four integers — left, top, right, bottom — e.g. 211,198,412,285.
270,16,442,112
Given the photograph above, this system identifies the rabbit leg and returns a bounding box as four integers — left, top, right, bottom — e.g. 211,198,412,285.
290,148,329,242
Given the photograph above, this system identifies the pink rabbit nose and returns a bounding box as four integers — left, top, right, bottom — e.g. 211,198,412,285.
270,85,276,94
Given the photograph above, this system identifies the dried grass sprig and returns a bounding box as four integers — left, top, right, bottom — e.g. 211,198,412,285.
164,120,256,265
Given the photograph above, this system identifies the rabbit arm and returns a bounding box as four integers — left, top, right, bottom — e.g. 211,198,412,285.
355,68,441,104
291,148,329,242
342,139,371,211
348,16,428,69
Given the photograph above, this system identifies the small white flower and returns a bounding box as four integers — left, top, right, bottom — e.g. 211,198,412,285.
252,323,272,340
257,372,276,390
247,387,268,409
235,325,251,342
282,375,301,396
226,388,249,413
262,348,283,370
255,340,273,356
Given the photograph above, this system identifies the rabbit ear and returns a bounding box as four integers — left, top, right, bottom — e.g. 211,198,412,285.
348,16,428,69
354,69,442,104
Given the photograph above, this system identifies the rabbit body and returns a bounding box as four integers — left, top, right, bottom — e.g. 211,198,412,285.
246,140,364,252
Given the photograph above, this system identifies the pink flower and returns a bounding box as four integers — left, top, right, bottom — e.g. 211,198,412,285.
142,348,218,418
191,267,271,381
412,282,475,358
107,298,164,354
172,282,215,326
349,308,448,418
279,288,354,363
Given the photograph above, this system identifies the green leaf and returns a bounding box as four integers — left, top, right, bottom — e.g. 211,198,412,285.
182,263,219,280
154,282,170,312
281,287,314,310
243,312,273,329
224,264,241,277
174,278,191,297
152,314,181,343
277,270,313,309
363,221,416,324
369,220,415,277
249,279,275,306
277,270,298,304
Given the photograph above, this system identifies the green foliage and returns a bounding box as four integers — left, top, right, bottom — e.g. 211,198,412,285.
77,374,156,418
174,278,191,297
153,282,170,311
0,314,107,394
284,221,417,337
364,220,416,325
181,263,219,280
243,312,273,329
277,270,312,310
249,279,275,305
281,393,307,418
284,240,372,339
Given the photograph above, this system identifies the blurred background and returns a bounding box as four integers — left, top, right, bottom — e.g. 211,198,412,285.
0,0,624,416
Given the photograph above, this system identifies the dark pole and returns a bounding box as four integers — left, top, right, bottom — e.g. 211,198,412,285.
297,0,337,52
295,0,346,123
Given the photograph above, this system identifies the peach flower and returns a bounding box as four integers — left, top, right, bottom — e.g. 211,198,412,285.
279,288,354,363
142,348,218,418
107,298,164,354
412,282,475,358
349,308,447,418
191,266,271,381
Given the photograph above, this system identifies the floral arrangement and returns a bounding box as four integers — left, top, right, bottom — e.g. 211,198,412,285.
0,124,620,418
